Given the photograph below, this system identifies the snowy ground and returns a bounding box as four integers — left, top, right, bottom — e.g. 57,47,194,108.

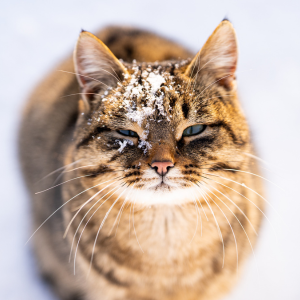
1,0,300,299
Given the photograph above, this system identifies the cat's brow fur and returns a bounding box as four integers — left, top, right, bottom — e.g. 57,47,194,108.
19,23,264,300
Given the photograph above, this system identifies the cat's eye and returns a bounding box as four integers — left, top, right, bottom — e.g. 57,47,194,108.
118,130,139,137
182,124,206,137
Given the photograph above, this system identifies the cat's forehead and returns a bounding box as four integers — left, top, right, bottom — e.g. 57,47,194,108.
124,59,191,75
96,60,211,130
97,60,195,126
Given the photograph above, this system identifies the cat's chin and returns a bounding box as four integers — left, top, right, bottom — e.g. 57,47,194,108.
129,184,198,206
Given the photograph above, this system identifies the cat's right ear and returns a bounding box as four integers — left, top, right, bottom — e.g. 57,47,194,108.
74,30,129,111
184,20,238,91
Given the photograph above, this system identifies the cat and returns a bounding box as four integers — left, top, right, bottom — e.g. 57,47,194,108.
19,20,264,300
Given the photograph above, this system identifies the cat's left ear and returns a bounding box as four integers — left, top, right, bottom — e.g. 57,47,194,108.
185,20,238,90
74,30,129,109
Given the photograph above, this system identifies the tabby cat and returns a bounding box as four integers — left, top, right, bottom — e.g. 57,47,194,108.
19,20,264,300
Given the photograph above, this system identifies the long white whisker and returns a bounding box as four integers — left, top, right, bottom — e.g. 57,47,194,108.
221,168,284,191
129,202,133,238
202,181,259,274
201,174,278,242
87,185,128,275
200,183,239,272
35,159,82,183
187,52,200,93
194,73,233,101
204,180,258,235
196,192,209,222
58,70,110,88
203,172,282,220
132,200,144,253
64,179,122,238
26,178,119,245
35,175,92,194
194,183,225,267
62,164,97,173
189,198,201,244
109,183,136,236
60,93,99,99
109,66,122,83
71,183,122,269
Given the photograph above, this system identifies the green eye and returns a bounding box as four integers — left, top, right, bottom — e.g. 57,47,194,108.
182,124,206,137
118,130,139,137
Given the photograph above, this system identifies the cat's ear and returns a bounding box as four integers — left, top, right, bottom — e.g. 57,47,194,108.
185,20,238,90
74,30,129,108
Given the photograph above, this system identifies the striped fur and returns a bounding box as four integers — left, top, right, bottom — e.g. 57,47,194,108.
19,21,264,300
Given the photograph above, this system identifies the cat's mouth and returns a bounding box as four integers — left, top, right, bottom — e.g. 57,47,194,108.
154,182,171,191
130,178,197,205
146,176,188,192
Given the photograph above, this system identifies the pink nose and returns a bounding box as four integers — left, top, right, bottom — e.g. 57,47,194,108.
151,161,174,176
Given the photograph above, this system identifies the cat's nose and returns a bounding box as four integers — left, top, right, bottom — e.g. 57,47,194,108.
151,161,174,176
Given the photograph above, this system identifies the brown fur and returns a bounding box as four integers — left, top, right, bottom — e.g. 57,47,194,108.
19,21,264,300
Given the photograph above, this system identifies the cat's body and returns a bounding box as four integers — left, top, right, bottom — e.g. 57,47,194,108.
19,22,264,300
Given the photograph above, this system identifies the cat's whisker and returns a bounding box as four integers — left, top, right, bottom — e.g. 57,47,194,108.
60,92,100,99
194,73,234,101
240,151,286,175
111,197,129,237
200,182,239,273
35,175,93,194
70,181,124,266
64,179,123,238
220,168,284,191
62,164,97,173
58,70,110,88
241,152,273,167
201,174,278,242
109,66,122,83
203,172,282,220
35,159,82,183
187,54,201,94
82,65,123,84
194,68,255,102
198,161,242,167
194,183,225,268
202,94,234,102
201,181,259,275
53,167,124,186
203,180,258,235
185,51,200,93
188,54,229,96
132,199,144,253
129,202,133,238
53,159,123,184
189,54,224,94
26,178,121,245
109,183,136,237
52,163,102,185
88,184,129,275
189,198,201,244
194,188,209,222
73,183,125,274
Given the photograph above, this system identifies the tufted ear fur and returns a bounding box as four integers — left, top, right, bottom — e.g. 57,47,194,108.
74,30,129,110
185,20,238,90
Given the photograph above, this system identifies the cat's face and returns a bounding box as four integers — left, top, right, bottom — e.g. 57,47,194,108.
70,21,250,206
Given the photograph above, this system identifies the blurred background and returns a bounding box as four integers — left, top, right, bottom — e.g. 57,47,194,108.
1,0,300,299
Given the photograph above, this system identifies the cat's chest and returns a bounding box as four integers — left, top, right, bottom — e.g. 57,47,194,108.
93,205,217,268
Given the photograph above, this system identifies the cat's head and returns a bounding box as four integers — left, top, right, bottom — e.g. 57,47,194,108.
69,20,250,206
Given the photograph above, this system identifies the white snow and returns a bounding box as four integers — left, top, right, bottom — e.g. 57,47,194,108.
117,139,133,152
146,72,166,94
138,139,152,154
